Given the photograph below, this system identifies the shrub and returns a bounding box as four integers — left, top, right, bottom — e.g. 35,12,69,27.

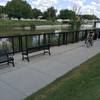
0,39,12,53
30,23,36,30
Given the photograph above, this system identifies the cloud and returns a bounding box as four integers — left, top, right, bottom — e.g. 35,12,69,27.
81,1,100,18
0,0,100,18
68,0,84,7
67,0,100,18
32,0,58,11
0,0,11,6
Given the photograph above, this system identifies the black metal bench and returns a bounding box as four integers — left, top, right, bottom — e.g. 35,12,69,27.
22,44,51,62
0,50,14,67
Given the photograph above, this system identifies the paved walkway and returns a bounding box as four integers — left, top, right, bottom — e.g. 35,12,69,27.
0,40,100,100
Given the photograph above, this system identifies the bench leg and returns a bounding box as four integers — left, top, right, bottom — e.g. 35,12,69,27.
12,60,15,67
7,61,9,65
7,60,15,67
27,56,30,62
43,50,45,55
11,62,15,67
22,57,24,61
26,54,29,62
22,53,24,61
49,49,51,55
22,53,30,62
44,49,51,55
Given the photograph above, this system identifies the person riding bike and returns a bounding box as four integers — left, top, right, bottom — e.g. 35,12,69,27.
85,31,94,47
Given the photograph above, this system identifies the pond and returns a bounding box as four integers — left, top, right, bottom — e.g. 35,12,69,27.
0,25,69,36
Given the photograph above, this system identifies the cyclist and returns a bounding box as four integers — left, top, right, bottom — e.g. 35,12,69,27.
85,31,94,47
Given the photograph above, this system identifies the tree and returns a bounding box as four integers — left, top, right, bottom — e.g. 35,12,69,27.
43,7,57,21
59,9,75,20
0,5,5,14
81,14,99,20
32,8,42,19
42,11,48,19
5,0,32,20
69,15,82,30
69,4,83,31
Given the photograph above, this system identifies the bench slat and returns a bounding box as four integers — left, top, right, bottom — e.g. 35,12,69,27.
22,44,51,62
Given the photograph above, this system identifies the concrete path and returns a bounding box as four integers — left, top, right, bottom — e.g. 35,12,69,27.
0,40,100,100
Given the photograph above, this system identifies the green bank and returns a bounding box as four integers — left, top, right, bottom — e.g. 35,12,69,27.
25,53,100,100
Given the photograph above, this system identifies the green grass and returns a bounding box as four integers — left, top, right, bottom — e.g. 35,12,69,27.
0,29,54,36
0,19,62,36
25,53,100,100
0,19,61,27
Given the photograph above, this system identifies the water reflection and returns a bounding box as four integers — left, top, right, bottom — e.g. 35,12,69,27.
0,28,67,36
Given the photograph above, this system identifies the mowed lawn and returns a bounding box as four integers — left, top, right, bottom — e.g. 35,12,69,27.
25,53,100,100
0,19,61,27
0,19,61,35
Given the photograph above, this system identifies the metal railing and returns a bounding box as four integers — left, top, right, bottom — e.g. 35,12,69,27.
0,28,100,54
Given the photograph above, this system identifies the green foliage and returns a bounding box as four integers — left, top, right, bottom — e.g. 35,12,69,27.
32,8,42,19
81,14,99,20
5,0,32,20
0,5,5,14
0,19,60,27
0,19,61,35
30,23,35,30
43,7,57,21
59,9,75,20
58,9,82,31
69,16,82,31
0,40,12,52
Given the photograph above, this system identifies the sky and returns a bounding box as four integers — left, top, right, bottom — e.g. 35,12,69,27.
0,0,100,18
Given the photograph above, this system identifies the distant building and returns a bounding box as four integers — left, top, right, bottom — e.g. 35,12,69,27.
57,19,70,24
57,19,63,22
94,21,100,29
38,16,43,19
0,13,8,19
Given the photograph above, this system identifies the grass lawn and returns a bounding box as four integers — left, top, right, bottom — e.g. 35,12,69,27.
25,53,100,100
0,19,61,27
0,19,62,35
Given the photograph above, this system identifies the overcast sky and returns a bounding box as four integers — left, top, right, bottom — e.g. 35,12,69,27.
0,0,100,18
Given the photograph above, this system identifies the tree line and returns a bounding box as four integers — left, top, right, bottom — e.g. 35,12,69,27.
0,0,99,20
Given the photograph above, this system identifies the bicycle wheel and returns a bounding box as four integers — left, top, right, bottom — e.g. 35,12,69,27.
90,39,93,46
85,40,91,48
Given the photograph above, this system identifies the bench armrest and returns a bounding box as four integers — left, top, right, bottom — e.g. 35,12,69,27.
8,53,14,59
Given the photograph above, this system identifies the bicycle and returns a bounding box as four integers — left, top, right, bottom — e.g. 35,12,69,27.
85,38,93,48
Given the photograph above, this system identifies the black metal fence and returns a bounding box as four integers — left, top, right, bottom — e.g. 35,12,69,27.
0,28,100,54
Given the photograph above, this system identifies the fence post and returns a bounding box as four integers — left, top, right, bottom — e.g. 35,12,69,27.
98,31,100,39
84,30,88,39
93,29,97,40
77,31,79,42
75,31,79,42
71,32,75,43
48,34,51,45
25,36,28,50
20,36,22,52
58,33,60,46
19,36,21,52
81,31,84,41
65,32,68,45
38,35,40,46
11,36,15,54
43,34,46,45
63,33,65,44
